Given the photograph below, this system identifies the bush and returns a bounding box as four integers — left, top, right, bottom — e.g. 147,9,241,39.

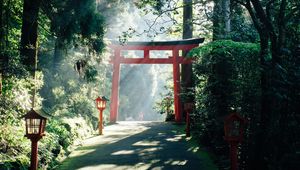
153,84,175,122
189,40,260,169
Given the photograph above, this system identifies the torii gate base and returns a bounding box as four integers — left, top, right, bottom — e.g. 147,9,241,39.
109,38,204,123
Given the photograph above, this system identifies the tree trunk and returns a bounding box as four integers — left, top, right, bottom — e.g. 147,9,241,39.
223,0,231,36
277,0,286,50
0,0,4,95
182,0,193,40
213,0,231,39
53,37,65,73
242,0,292,169
213,0,224,40
20,0,40,107
249,23,273,170
181,0,193,110
0,0,4,49
20,0,40,76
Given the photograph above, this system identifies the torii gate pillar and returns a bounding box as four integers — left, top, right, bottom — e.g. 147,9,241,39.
109,38,204,123
110,49,120,123
172,50,181,122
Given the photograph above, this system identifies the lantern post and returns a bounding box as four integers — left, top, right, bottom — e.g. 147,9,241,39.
95,96,107,135
184,102,194,137
24,109,47,170
224,112,247,170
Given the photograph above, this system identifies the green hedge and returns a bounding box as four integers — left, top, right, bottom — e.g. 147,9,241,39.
189,40,260,169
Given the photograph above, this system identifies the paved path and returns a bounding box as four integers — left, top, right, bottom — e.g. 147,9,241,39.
58,121,217,170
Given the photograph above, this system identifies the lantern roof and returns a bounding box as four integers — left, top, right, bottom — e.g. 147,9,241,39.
23,108,48,119
96,96,109,101
225,112,247,123
101,96,109,101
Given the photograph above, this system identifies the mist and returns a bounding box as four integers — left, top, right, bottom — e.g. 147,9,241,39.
100,1,178,121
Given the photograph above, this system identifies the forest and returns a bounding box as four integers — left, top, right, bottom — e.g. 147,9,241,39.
0,0,299,169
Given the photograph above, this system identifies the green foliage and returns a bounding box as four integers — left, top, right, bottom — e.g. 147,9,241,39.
254,47,300,170
84,65,98,83
153,84,174,121
0,124,30,170
189,40,260,168
0,0,108,169
0,77,33,170
0,0,297,169
42,0,105,54
0,1,33,167
0,0,26,78
230,5,259,43
190,40,300,169
134,0,166,12
46,120,74,150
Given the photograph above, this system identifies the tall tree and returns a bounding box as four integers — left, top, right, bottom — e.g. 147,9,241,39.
181,0,194,107
41,0,105,73
224,0,231,35
213,0,223,40
20,0,40,76
0,0,3,94
0,0,7,95
19,0,41,107
0,0,23,95
236,0,300,168
213,0,231,40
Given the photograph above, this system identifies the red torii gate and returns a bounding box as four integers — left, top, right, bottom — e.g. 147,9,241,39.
109,38,204,123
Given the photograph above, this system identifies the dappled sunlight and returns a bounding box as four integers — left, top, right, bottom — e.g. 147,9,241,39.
64,122,151,158
58,122,213,170
150,159,161,164
139,147,162,153
68,149,96,158
158,132,166,136
133,140,160,146
164,159,188,166
133,162,152,170
111,150,135,155
78,164,134,170
79,121,150,146
171,160,188,166
2,0,296,169
188,146,200,153
138,147,163,157
165,134,184,142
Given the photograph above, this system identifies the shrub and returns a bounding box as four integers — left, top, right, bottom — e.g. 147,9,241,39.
189,40,260,168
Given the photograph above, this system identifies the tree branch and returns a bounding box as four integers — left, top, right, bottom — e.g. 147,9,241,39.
250,0,275,35
243,0,262,34
277,0,287,49
266,0,275,23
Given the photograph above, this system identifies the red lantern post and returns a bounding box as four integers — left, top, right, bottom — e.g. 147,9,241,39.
95,96,107,135
184,103,194,137
224,112,247,170
24,109,47,170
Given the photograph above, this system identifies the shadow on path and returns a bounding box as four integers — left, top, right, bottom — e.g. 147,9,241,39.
58,121,216,170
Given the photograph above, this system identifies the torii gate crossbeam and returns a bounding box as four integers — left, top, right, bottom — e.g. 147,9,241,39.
109,38,204,123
